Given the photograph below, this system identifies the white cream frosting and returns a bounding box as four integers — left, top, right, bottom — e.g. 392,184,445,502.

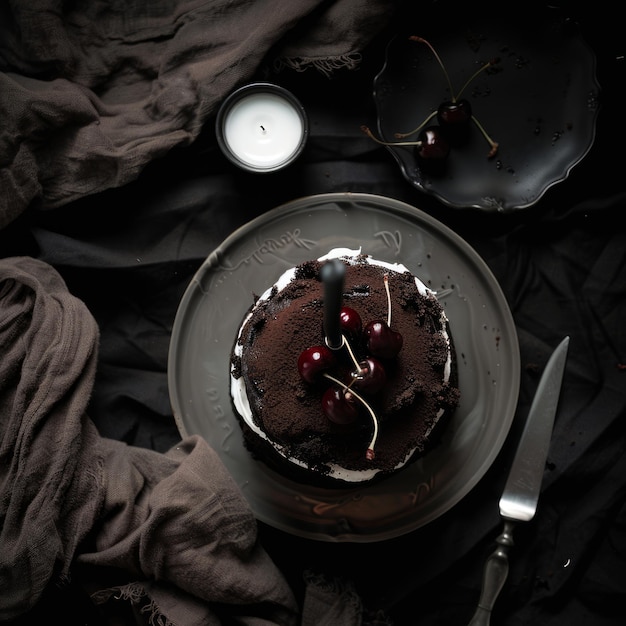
230,248,453,483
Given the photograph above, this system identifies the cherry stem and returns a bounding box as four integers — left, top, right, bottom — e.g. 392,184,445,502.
409,36,455,101
361,125,424,148
471,115,499,158
323,373,379,458
393,110,438,139
455,60,494,101
325,334,346,351
384,274,392,327
341,334,363,374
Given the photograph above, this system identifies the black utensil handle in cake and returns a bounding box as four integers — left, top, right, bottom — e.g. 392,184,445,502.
321,259,345,350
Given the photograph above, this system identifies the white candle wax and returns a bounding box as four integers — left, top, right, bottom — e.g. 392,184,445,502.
217,84,307,172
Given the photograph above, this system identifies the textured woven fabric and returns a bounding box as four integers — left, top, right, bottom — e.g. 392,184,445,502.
0,0,394,229
0,256,301,625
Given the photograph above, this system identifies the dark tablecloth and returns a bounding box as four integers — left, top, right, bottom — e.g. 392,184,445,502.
1,1,625,624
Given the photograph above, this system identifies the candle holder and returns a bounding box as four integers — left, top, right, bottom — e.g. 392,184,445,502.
215,82,309,173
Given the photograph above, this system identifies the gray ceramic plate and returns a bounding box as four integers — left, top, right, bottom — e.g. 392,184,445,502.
372,10,599,211
168,193,520,542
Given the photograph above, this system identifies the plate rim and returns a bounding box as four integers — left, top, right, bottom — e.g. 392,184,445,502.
167,192,521,541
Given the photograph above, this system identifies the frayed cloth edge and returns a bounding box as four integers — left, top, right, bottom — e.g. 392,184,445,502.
91,583,175,626
302,571,395,626
274,53,362,77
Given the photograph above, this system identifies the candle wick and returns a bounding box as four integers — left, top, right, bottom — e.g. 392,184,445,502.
260,125,266,133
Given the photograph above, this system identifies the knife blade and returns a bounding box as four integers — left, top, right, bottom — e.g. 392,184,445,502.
468,336,569,626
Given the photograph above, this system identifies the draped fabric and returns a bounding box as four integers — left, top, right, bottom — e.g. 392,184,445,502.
0,0,393,229
0,257,300,625
1,1,624,624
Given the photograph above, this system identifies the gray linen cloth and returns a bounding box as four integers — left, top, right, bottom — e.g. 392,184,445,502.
0,256,369,625
0,0,394,230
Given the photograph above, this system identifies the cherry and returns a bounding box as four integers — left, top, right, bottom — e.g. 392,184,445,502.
415,125,450,174
321,386,359,424
339,306,362,339
362,273,403,359
297,345,336,384
360,123,450,173
352,356,387,394
437,99,472,145
364,320,403,359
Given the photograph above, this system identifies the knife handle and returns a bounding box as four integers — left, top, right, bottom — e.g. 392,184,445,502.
467,520,516,626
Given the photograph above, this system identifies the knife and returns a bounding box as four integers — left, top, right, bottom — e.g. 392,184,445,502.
468,336,570,626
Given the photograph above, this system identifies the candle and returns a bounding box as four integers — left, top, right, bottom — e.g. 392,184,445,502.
215,82,308,172
321,259,345,350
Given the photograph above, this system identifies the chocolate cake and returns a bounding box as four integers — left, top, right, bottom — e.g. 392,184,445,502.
230,248,460,488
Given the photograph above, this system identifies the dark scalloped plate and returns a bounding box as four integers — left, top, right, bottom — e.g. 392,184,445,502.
372,9,599,212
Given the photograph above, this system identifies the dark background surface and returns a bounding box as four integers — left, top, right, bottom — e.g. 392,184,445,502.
2,1,625,624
